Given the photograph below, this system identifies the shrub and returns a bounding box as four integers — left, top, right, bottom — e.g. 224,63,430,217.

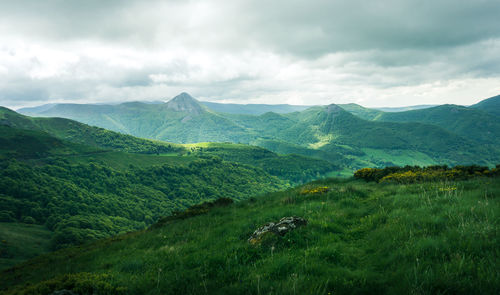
13,273,125,295
355,164,499,183
22,216,36,224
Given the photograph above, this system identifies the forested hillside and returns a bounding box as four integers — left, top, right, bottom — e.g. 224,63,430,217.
0,157,284,250
0,124,290,269
1,107,181,154
1,107,338,184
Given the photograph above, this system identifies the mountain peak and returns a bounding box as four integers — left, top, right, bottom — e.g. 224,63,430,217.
325,104,350,117
165,92,205,115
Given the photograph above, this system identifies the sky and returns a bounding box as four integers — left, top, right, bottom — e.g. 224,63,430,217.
0,0,499,109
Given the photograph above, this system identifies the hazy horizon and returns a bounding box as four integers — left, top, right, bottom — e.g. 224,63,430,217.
15,91,495,112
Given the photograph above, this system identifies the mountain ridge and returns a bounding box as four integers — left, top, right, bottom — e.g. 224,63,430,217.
12,93,500,168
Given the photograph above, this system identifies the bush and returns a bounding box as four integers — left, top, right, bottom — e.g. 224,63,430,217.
22,216,36,224
0,210,16,222
14,272,125,295
354,164,499,183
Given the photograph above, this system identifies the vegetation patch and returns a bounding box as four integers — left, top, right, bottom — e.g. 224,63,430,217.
3,272,125,295
354,164,500,183
300,186,330,195
152,197,234,227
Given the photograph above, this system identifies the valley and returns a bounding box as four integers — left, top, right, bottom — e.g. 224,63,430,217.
2,1,499,293
0,94,499,294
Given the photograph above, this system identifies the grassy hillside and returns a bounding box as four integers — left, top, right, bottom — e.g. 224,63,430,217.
1,175,498,294
0,223,52,271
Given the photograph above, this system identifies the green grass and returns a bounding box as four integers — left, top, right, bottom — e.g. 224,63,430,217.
2,176,498,294
359,148,438,167
0,223,52,270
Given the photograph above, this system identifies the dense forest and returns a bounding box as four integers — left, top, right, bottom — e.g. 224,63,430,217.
0,157,284,250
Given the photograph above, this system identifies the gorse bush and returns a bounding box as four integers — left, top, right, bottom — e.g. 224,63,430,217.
354,164,500,183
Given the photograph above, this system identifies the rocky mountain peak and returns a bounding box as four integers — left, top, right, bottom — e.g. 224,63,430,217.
165,92,205,115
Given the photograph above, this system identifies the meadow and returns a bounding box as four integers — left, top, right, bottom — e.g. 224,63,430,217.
2,175,498,294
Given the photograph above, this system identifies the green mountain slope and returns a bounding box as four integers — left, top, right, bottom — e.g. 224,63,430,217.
470,94,500,116
1,106,181,154
187,142,339,183
0,223,52,271
200,101,311,115
0,125,100,159
1,176,498,294
375,104,500,145
1,107,340,184
20,94,253,144
273,105,496,166
338,103,384,120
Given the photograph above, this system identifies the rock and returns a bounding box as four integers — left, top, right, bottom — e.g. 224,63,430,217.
248,216,307,244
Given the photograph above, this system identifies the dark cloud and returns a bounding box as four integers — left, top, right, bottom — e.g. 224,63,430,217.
239,0,500,55
3,0,499,54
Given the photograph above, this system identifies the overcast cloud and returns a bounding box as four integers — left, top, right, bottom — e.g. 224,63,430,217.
1,0,499,108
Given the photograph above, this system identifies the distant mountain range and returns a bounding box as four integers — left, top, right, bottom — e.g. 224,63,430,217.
14,92,500,168
19,97,439,117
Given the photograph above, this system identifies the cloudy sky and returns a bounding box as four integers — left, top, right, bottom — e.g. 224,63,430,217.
1,0,499,109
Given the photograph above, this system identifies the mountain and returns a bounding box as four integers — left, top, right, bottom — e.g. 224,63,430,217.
19,96,253,144
165,92,206,115
337,103,384,120
287,104,496,165
0,106,181,154
375,104,500,145
16,103,58,114
2,175,498,294
470,94,500,116
1,107,338,184
200,101,311,115
374,104,437,112
16,93,500,168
